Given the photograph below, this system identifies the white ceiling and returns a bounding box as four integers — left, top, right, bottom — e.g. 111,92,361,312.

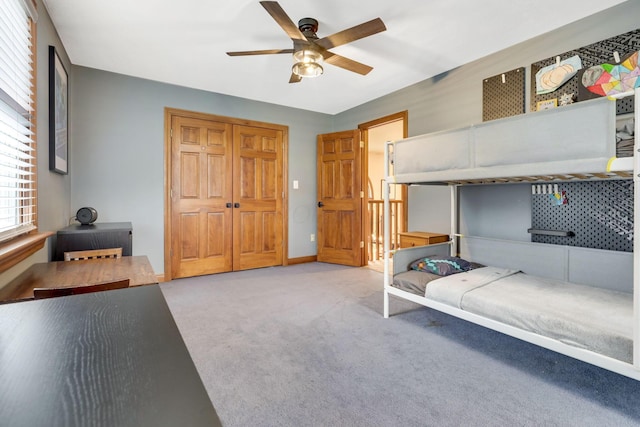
42,0,627,115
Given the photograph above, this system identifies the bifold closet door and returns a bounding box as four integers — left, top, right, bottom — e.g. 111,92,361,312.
170,116,234,278
169,115,284,278
232,125,284,271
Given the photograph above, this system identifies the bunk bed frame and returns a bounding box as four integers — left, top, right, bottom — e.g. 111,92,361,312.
382,88,640,380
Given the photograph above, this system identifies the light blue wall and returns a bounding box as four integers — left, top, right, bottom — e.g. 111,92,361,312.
0,0,72,284
407,186,452,235
334,1,640,133
459,185,532,241
333,1,640,240
69,0,640,274
36,2,72,238
6,0,637,284
70,68,332,273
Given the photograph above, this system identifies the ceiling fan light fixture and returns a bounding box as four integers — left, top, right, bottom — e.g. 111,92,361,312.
227,3,386,82
292,62,323,78
292,49,324,78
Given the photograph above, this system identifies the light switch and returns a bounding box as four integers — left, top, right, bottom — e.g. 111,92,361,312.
293,180,299,189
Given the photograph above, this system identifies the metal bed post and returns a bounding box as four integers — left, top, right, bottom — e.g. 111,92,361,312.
634,87,640,368
383,141,393,318
450,185,458,256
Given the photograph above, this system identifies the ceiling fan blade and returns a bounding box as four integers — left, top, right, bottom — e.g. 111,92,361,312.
322,51,373,75
260,1,307,42
315,18,386,50
227,49,293,56
289,73,302,83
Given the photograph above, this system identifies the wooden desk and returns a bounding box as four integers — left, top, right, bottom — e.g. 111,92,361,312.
0,284,221,427
0,256,157,302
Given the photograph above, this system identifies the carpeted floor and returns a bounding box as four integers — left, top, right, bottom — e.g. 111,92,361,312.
160,262,640,427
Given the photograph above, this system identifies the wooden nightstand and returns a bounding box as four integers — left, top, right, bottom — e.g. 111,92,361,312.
398,231,449,248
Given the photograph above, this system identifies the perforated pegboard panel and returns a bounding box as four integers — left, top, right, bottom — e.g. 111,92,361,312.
531,180,633,252
483,67,525,122
530,28,640,114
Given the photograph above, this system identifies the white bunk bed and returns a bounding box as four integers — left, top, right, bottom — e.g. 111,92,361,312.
382,88,640,380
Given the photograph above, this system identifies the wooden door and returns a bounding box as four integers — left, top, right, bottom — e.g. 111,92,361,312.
170,116,233,278
232,125,284,271
316,130,364,266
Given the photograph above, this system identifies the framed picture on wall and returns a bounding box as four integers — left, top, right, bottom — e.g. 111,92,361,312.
49,45,68,174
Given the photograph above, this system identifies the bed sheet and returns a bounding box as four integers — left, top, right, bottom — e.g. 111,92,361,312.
425,267,633,362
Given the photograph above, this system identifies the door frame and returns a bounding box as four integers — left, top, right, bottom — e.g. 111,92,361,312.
358,111,409,262
163,107,289,280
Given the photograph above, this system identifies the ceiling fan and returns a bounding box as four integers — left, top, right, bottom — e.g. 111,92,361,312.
226,1,386,83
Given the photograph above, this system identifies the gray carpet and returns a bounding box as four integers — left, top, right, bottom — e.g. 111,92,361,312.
160,262,640,427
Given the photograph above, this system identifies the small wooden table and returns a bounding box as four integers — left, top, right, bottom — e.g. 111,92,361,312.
398,231,449,248
0,256,157,302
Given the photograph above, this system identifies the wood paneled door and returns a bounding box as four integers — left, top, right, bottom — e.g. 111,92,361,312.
165,109,287,279
316,130,364,267
233,125,284,271
169,116,233,278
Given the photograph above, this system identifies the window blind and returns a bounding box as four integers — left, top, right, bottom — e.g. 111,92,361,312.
0,0,37,243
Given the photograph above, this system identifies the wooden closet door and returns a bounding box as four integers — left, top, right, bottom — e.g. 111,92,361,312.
170,116,233,278
232,125,284,271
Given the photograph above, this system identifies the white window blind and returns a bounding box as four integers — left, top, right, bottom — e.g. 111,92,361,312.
0,0,37,243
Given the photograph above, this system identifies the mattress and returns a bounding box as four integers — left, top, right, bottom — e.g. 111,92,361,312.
393,262,485,295
394,267,633,362
392,270,442,295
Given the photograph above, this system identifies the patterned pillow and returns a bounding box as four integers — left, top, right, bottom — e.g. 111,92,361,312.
409,255,472,276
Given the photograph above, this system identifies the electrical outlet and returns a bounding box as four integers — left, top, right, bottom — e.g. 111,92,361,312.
310,234,315,242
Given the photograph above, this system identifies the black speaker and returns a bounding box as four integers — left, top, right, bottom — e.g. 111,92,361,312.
76,207,98,225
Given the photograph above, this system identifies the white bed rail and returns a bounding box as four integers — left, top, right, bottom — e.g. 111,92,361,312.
457,236,632,293
390,96,630,185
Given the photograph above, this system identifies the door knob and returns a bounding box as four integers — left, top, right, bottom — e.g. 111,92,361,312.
234,203,240,208
226,203,232,208
317,201,324,208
